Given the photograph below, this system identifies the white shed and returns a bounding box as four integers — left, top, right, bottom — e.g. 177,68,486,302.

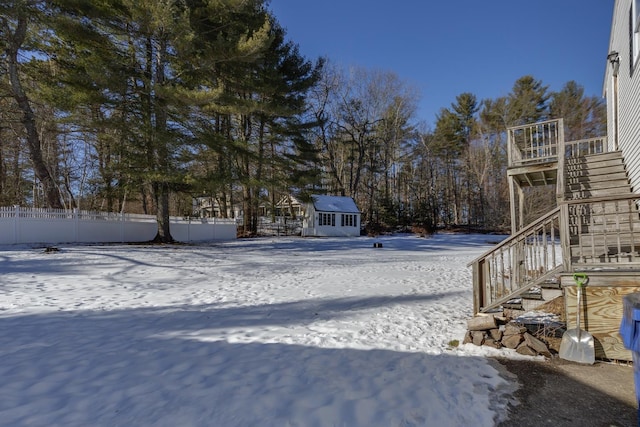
301,195,361,237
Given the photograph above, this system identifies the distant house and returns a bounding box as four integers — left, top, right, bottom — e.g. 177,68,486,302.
193,197,240,219
274,195,303,218
301,195,361,237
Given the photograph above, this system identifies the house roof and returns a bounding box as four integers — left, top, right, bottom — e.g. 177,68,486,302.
275,195,302,207
311,195,360,213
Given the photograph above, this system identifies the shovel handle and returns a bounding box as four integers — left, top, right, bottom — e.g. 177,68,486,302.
573,272,588,288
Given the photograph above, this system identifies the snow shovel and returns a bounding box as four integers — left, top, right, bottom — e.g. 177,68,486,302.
559,273,595,364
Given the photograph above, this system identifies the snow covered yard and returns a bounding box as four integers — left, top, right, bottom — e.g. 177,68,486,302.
0,233,522,426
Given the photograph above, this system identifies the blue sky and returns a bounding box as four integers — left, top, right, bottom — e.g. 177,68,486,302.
268,1,614,128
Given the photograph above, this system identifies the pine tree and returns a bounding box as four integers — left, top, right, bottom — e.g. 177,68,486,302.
0,0,64,208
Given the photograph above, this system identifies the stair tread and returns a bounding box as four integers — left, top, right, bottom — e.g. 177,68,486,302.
566,151,623,162
565,173,628,183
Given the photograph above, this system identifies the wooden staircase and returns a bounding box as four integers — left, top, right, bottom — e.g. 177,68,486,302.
470,122,640,314
564,151,640,266
469,120,640,360
564,151,630,200
501,151,637,310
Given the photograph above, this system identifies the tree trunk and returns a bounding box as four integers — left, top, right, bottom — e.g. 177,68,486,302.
150,35,173,243
4,14,63,209
152,181,173,243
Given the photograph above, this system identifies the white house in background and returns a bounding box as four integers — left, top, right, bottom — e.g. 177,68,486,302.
274,195,303,217
193,196,241,219
301,195,361,237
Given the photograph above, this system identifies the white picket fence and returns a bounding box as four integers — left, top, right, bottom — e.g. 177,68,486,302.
0,207,237,245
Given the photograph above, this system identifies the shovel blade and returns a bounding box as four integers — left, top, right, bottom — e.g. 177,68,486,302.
559,328,595,364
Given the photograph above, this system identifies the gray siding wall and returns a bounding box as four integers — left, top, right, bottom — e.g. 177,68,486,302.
606,0,640,192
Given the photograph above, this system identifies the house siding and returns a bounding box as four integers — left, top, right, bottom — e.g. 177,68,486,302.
607,0,640,192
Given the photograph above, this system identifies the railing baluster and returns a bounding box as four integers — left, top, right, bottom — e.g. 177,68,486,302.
630,199,638,261
615,201,622,263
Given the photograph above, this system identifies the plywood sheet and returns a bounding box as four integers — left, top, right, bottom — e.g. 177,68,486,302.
564,285,640,361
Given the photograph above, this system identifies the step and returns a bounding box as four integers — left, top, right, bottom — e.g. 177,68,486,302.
570,253,640,264
570,215,640,225
569,202,640,214
503,301,524,310
565,160,626,175
521,290,544,300
565,171,629,184
570,242,640,257
565,160,624,172
566,179,631,192
566,188,633,199
569,242,640,253
569,229,640,241
566,156,624,166
569,213,640,226
540,279,561,289
570,232,640,246
567,151,624,163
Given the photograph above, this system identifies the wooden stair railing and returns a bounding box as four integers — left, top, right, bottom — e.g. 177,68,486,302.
470,193,640,315
477,119,629,315
564,193,640,268
469,207,563,314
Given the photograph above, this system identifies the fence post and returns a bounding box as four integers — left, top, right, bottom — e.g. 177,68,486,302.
13,205,19,244
73,208,79,243
120,211,125,243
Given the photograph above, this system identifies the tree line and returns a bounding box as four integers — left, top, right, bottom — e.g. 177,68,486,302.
0,0,606,241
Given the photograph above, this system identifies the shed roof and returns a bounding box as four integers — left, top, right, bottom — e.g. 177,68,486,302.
311,195,360,213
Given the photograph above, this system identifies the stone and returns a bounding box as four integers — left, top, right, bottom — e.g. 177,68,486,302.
489,328,503,341
467,315,497,331
502,333,523,349
472,330,485,346
504,323,528,336
462,331,473,345
516,342,538,356
523,332,551,357
483,338,502,349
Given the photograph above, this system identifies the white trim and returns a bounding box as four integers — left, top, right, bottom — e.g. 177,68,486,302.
633,0,640,67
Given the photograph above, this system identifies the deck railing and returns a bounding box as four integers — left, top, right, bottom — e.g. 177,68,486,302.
508,119,563,167
508,120,608,167
565,136,608,157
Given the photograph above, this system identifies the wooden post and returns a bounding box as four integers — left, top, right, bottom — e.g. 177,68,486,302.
556,118,566,202
472,261,480,314
518,184,525,231
560,202,572,271
509,177,517,234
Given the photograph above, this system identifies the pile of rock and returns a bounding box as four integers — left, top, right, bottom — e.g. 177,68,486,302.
463,314,552,357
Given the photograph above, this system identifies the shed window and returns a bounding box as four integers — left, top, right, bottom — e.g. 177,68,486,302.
342,214,357,227
319,213,335,226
